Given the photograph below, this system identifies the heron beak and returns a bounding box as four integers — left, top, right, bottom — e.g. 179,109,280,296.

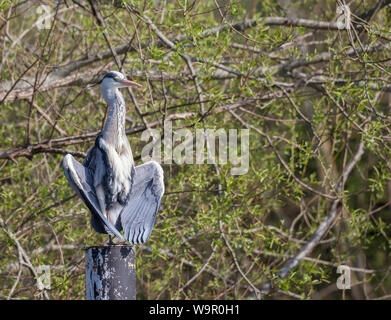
120,79,141,87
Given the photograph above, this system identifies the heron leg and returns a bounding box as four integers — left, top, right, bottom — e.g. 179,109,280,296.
108,234,114,245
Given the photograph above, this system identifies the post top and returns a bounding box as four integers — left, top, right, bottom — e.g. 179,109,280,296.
83,244,134,250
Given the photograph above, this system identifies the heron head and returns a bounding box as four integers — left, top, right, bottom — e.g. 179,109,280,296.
101,71,141,89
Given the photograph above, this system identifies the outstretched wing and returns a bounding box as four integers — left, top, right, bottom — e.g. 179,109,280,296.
121,161,164,244
62,154,124,240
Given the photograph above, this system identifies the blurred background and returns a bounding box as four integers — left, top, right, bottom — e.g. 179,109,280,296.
0,0,391,299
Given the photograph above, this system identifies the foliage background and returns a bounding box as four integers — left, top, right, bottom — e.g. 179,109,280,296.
1,0,391,299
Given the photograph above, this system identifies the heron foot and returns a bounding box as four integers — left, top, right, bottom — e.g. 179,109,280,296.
107,235,129,246
107,235,114,245
116,239,130,246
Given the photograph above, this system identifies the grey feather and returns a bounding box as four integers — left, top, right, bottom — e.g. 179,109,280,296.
61,70,164,244
121,161,164,244
62,154,124,240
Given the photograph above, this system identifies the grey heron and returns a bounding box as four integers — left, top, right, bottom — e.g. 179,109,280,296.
62,71,164,244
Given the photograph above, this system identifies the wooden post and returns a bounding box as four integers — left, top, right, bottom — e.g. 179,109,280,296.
85,245,136,300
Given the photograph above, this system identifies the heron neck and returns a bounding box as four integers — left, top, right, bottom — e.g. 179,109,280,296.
101,87,127,147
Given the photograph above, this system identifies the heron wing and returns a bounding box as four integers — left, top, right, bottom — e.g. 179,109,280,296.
62,154,124,240
121,161,164,244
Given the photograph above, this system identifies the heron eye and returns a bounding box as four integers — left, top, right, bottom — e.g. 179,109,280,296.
114,77,120,81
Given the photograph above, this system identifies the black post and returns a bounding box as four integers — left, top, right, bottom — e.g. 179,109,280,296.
85,245,136,300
